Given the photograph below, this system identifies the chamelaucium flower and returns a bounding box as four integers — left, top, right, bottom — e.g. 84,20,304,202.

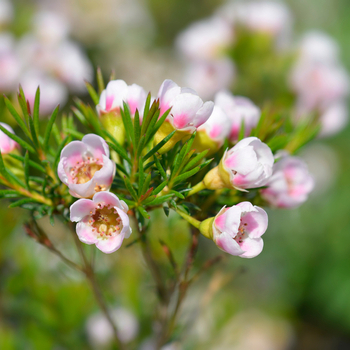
261,154,314,208
199,202,268,258
214,90,261,143
202,137,274,191
70,191,131,254
191,105,232,154
97,79,147,144
58,134,116,198
0,122,18,154
154,79,214,154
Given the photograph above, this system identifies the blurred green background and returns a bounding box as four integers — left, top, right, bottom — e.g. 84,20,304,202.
1,0,350,349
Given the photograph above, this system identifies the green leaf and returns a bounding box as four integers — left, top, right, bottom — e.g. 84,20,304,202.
141,98,158,136
142,93,152,126
121,102,135,144
72,107,89,128
0,190,22,198
169,190,184,199
24,151,30,190
153,155,167,180
43,105,60,152
143,109,160,145
173,166,201,185
0,152,10,181
123,176,138,201
96,67,105,95
54,135,71,170
106,139,132,164
28,115,39,148
141,173,152,195
0,123,36,154
146,194,174,206
17,86,30,125
152,180,168,195
8,198,39,208
237,118,245,141
134,109,141,149
183,150,208,172
63,128,84,140
143,130,176,161
85,80,99,105
138,157,145,196
33,87,40,136
137,206,150,219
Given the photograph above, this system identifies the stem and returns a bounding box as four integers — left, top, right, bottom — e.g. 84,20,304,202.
175,208,201,229
186,181,206,197
69,226,126,350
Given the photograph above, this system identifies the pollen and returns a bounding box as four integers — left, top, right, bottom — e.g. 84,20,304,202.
70,157,103,184
89,205,123,239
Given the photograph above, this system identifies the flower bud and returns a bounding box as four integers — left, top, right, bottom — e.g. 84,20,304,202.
214,90,260,142
70,191,131,254
58,134,116,198
191,105,232,154
200,202,268,258
204,137,274,191
154,79,214,153
0,122,18,154
97,79,147,144
261,154,314,208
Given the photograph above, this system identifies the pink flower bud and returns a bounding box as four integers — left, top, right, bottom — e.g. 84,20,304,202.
157,79,214,132
212,202,268,258
58,134,116,198
214,90,260,142
261,155,314,208
97,79,147,117
176,16,233,61
0,122,17,154
222,137,274,190
70,191,131,254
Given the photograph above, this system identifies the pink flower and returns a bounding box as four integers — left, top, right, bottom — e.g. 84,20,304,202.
195,105,232,149
58,134,116,198
157,79,214,132
319,102,348,137
70,191,131,254
0,122,18,154
213,202,268,258
184,58,235,100
176,16,233,61
261,155,314,208
222,137,274,190
97,79,147,117
214,90,260,142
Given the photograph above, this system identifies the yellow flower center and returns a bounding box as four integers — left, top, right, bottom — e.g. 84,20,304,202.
89,204,122,238
70,157,103,184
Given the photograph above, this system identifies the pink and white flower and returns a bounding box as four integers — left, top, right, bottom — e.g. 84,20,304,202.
0,122,18,154
176,16,233,61
196,105,232,147
58,134,116,198
214,90,260,142
157,79,214,132
213,202,268,258
70,191,131,254
97,79,147,117
222,137,274,190
261,155,314,208
318,101,348,137
184,58,235,100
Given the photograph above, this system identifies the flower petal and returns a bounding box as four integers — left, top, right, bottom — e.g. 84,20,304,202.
93,191,126,211
96,235,125,254
215,231,244,256
76,219,98,244
82,134,110,159
116,207,132,239
194,101,214,127
70,199,96,221
60,140,87,167
239,237,264,258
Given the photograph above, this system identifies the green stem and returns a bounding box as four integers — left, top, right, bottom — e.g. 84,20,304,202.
186,181,206,197
175,208,201,229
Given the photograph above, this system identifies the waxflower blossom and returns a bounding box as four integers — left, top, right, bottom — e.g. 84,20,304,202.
192,105,232,154
200,202,268,258
318,102,348,137
184,58,236,100
204,137,274,191
261,155,314,208
0,122,18,154
214,90,260,142
70,191,131,254
154,79,214,153
97,79,147,116
176,16,233,61
58,134,116,198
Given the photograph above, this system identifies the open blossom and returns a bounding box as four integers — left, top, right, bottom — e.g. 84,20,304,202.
261,155,314,208
0,122,18,154
158,79,214,132
298,31,339,64
70,191,131,254
214,90,260,142
204,137,274,191
58,134,116,198
97,79,147,116
184,58,235,100
176,16,233,61
318,102,348,137
200,202,268,258
192,105,232,153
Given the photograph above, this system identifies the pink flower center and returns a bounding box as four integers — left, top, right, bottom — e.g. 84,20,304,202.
234,220,248,245
70,157,103,184
88,204,123,238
